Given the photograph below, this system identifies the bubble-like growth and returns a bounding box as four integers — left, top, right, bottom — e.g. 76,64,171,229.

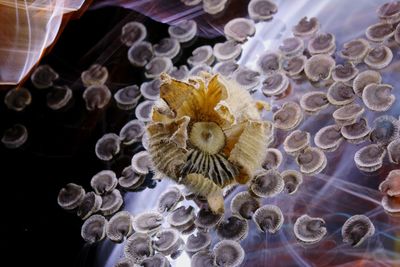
295,147,327,175
203,0,228,15
314,125,343,152
153,38,180,59
281,170,303,194
257,51,281,75
282,55,306,78
188,46,214,66
1,124,28,149
82,85,112,111
77,192,102,220
95,133,121,161
135,100,155,122
153,228,182,255
283,130,310,156
213,240,244,267
121,21,147,47
213,60,239,77
119,120,146,145
118,165,145,190
224,18,256,43
168,19,197,43
106,211,133,243
127,41,154,67
333,104,364,126
185,231,212,254
273,101,303,131
100,189,123,216
362,83,395,112
364,45,393,69
248,0,278,21
353,70,382,97
81,214,107,243
4,87,32,111
332,62,359,82
341,215,375,247
194,208,223,229
388,139,400,164
250,169,284,197
261,72,290,97
327,81,356,106
90,170,118,195
253,204,284,233
213,40,242,62
216,215,248,241
279,37,304,57
308,33,336,55
232,67,260,92
262,148,283,170
378,1,400,23
157,186,183,213
379,169,400,196
230,191,260,220
30,65,59,89
191,251,215,267
141,254,170,267
304,54,335,82
354,144,386,172
339,38,370,64
145,57,173,78
124,233,153,263
57,183,85,210
369,115,400,145
292,17,319,38
294,214,327,244
133,211,164,234
341,118,370,143
114,85,141,110
300,91,329,115
131,150,152,175
168,206,195,228
46,85,73,110
366,22,394,42
81,64,108,87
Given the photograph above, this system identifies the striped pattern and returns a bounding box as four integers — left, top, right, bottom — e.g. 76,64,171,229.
181,149,238,187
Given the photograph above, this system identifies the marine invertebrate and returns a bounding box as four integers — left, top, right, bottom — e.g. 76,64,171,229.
146,73,273,213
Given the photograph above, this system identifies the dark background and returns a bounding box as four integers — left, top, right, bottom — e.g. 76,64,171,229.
0,5,227,267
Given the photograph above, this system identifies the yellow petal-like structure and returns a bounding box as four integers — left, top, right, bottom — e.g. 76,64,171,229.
146,73,273,213
229,120,274,184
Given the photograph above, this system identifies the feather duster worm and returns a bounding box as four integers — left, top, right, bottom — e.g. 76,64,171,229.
146,73,273,213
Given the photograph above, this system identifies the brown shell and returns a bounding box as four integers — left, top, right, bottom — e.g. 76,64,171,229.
283,130,310,156
273,101,303,131
292,17,319,38
327,81,356,106
353,70,382,97
333,104,364,126
332,62,359,82
339,39,370,63
362,83,395,112
304,54,335,82
363,45,393,69
300,91,329,115
295,147,327,175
